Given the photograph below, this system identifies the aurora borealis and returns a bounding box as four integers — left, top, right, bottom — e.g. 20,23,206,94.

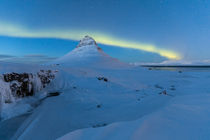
0,22,181,60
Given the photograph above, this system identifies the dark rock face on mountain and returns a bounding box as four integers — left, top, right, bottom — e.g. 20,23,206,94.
76,35,102,51
2,70,57,98
76,36,97,48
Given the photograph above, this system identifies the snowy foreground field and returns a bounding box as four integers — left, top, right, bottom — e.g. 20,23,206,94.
1,36,210,140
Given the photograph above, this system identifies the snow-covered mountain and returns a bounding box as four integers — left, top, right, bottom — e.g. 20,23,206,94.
51,35,128,68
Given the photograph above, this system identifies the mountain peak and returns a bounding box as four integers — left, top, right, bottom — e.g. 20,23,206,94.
76,35,97,48
50,36,128,68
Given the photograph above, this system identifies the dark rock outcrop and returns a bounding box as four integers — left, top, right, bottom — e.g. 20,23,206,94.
3,73,34,97
37,70,56,88
92,123,107,128
97,77,108,82
159,90,167,95
2,70,57,98
47,92,60,97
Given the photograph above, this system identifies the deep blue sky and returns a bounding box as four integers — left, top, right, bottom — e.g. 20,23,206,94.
0,0,209,63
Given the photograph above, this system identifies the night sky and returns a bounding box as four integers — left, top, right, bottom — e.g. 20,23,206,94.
0,0,210,63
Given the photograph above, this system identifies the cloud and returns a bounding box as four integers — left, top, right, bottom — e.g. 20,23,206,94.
24,54,52,58
159,59,210,65
132,59,210,66
23,54,57,62
0,54,15,59
0,22,181,60
0,53,57,64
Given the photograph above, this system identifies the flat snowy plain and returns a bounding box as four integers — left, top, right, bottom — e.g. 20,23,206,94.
58,67,210,140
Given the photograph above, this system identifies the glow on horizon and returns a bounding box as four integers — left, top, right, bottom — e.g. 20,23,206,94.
0,22,181,60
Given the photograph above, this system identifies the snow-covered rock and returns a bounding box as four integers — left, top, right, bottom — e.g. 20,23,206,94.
76,36,100,50
0,70,57,120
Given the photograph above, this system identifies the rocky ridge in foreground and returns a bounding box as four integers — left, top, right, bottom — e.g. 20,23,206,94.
0,70,57,104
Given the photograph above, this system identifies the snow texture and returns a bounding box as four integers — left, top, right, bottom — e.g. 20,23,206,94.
0,36,210,140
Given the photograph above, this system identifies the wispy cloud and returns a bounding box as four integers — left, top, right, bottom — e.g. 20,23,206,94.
0,53,57,64
132,59,210,66
24,54,52,58
0,22,181,60
0,54,16,60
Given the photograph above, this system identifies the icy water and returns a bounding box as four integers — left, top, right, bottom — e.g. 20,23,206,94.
0,114,31,140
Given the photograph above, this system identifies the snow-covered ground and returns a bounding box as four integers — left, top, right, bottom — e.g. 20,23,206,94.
59,70,210,140
1,36,210,140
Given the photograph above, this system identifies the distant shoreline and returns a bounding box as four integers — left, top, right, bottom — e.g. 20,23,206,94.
141,65,210,68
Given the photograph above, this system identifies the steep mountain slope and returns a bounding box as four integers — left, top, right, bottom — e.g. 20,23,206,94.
51,36,128,69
